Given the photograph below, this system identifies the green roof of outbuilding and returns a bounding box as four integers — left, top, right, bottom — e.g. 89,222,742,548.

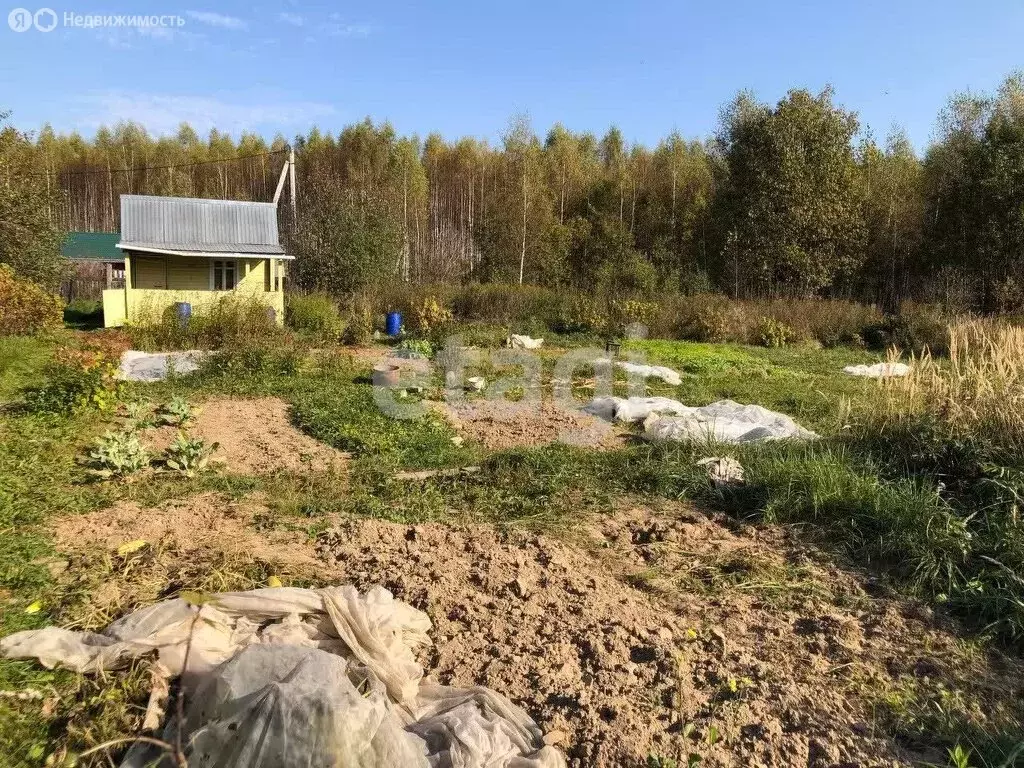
62,232,123,262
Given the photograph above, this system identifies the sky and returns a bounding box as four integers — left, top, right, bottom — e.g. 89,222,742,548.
1,0,1022,152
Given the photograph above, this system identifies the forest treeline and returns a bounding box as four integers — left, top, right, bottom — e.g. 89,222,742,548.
2,72,1023,312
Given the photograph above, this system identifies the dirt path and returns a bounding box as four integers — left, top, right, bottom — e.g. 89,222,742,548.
49,493,1023,768
142,396,348,474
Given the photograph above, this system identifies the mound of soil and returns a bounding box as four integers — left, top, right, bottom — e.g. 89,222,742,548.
434,399,624,450
142,397,347,474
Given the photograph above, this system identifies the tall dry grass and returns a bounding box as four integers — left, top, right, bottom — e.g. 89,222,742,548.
877,320,1024,451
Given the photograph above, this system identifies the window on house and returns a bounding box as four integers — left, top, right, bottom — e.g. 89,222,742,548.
212,260,237,290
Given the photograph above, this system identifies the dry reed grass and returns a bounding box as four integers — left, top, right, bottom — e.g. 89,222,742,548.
877,320,1024,449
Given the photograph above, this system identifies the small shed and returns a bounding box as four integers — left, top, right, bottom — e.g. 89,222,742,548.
102,195,293,328
61,232,126,299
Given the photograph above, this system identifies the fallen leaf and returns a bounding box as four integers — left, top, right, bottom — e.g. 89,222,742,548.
116,539,148,557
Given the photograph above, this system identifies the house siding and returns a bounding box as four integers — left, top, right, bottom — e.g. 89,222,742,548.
133,256,167,289
103,252,284,327
167,257,210,290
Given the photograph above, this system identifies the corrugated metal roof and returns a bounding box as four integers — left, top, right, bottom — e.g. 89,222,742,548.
62,232,123,262
119,195,284,255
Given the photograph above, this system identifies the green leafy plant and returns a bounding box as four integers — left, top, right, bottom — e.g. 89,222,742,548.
88,430,150,478
123,399,156,428
160,396,193,426
947,744,973,768
397,338,434,358
164,432,219,476
201,343,301,378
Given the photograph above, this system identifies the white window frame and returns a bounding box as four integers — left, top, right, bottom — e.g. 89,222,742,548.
209,259,238,291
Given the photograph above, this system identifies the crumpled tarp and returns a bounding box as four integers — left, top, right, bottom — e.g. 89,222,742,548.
585,395,689,423
594,359,682,386
0,585,566,768
118,350,206,382
843,362,910,378
696,456,745,487
586,396,815,443
508,334,544,350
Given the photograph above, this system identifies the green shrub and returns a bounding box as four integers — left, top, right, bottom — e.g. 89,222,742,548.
0,264,63,336
341,303,375,346
863,306,950,355
25,345,120,414
553,294,605,334
286,293,343,340
128,296,282,350
757,317,797,348
610,299,659,335
686,297,734,342
410,295,454,336
200,343,301,378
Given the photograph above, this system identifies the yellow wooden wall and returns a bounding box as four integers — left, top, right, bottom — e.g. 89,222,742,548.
131,255,268,291
104,253,285,327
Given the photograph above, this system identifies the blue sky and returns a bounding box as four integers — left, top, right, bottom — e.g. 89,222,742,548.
1,0,1021,151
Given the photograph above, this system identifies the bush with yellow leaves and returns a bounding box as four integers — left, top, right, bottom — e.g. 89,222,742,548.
0,264,64,336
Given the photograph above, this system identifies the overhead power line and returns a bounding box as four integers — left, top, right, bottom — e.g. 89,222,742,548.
25,148,290,179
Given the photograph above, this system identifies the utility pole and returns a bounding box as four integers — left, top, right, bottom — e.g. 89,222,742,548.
288,147,297,225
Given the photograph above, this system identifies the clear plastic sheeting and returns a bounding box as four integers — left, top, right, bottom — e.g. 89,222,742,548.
643,400,816,444
586,396,815,443
117,350,206,381
585,395,691,423
508,334,544,350
1,585,566,768
843,362,910,378
594,359,682,386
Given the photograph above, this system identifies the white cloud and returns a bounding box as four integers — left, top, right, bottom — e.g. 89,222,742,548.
326,21,370,37
277,12,304,26
186,11,247,30
324,12,370,37
95,24,193,49
77,91,337,137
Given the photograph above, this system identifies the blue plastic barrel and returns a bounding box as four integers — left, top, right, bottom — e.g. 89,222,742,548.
386,311,402,337
174,302,192,328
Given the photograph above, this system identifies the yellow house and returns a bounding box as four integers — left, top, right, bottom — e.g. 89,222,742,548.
102,194,293,328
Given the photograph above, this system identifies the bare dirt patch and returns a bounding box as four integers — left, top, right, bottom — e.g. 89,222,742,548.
52,491,319,570
315,503,1024,768
433,398,624,450
142,397,348,474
